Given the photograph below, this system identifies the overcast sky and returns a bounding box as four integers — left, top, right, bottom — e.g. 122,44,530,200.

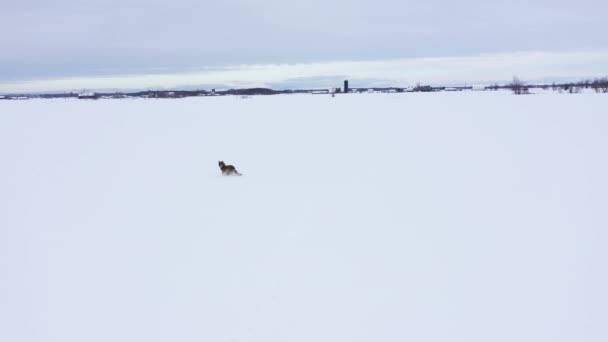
1,0,607,92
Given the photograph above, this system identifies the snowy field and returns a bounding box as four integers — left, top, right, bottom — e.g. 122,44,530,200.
1,92,607,342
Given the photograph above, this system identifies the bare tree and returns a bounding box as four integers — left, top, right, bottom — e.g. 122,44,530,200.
591,77,608,93
511,76,529,95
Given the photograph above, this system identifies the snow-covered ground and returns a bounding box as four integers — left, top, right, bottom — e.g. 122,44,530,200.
1,92,607,342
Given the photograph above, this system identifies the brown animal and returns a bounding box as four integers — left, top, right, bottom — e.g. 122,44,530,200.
218,161,242,176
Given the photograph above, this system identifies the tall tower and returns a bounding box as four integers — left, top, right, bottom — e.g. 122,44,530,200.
344,80,349,93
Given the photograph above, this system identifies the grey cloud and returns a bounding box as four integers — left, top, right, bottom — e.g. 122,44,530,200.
1,0,607,83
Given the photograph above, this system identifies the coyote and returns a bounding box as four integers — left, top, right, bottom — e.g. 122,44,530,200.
218,161,242,176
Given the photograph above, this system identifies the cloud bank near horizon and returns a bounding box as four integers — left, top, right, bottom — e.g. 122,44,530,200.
1,50,607,93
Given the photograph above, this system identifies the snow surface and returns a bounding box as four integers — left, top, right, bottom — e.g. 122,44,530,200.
1,92,607,342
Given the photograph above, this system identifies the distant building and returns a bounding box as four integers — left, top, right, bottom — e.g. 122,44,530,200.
207,89,221,96
344,80,349,93
78,92,98,99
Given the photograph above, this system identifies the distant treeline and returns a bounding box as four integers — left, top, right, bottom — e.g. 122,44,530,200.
1,88,292,100
2,77,607,100
501,76,608,94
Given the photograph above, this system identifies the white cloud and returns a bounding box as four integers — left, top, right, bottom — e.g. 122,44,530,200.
1,50,607,93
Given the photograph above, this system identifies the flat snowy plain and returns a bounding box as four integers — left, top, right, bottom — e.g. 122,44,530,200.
1,92,607,342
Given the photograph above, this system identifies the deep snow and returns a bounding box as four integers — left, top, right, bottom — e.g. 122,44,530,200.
1,92,607,342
